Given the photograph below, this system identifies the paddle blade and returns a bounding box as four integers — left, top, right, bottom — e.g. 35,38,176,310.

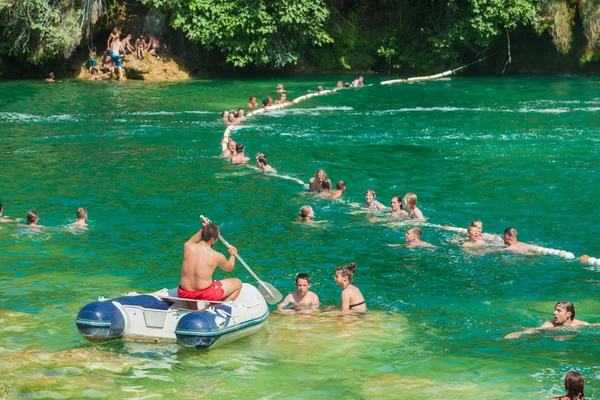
258,281,283,305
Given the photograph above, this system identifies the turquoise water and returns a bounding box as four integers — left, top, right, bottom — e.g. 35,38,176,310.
1,76,599,399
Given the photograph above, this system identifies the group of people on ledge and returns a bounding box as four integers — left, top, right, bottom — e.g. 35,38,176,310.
0,204,88,230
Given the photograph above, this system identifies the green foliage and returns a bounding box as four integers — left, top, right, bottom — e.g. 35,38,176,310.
446,0,539,47
142,0,332,68
0,0,88,64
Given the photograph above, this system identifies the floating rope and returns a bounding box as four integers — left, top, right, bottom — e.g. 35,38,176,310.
217,70,597,264
380,53,497,86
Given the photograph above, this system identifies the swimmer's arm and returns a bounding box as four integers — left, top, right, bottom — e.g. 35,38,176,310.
312,293,320,309
340,290,351,311
504,327,544,339
277,294,293,311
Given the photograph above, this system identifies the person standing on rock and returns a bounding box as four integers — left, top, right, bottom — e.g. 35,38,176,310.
121,34,135,54
135,36,146,59
110,38,125,80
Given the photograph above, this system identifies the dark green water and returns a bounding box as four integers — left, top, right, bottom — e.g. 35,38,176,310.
0,76,599,399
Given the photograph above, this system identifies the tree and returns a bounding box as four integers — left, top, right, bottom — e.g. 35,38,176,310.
142,0,333,68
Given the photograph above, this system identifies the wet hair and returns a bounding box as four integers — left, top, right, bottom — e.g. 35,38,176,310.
238,108,244,113
563,371,584,399
344,82,350,87
257,155,268,165
467,225,478,234
249,96,256,101
404,193,417,212
321,180,332,190
366,188,376,198
407,227,422,239
296,273,310,284
391,195,402,208
26,210,38,225
262,99,269,106
235,143,244,153
76,208,87,219
314,169,328,180
233,111,239,118
336,180,346,190
201,223,220,241
336,262,357,284
298,205,312,219
471,219,482,227
556,301,575,320
49,72,54,78
222,110,229,117
503,227,517,239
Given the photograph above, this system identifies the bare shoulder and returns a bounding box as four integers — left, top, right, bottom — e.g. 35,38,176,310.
540,320,555,328
573,319,590,327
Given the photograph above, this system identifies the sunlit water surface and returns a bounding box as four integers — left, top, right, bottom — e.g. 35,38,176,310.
1,76,599,399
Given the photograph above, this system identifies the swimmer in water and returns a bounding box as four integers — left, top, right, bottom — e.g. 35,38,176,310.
403,193,424,220
462,225,486,248
335,262,366,312
336,80,343,89
405,227,434,248
390,195,408,218
222,110,229,123
25,210,43,230
350,76,364,87
319,180,332,197
501,227,533,254
246,96,257,109
220,140,237,159
277,273,319,312
276,84,285,93
298,206,315,222
329,180,346,200
237,108,245,121
364,189,386,210
505,301,598,339
316,85,323,93
309,169,330,192
0,204,21,223
275,92,289,105
471,220,502,243
45,72,56,83
256,154,276,174
226,113,238,126
68,208,88,229
230,143,250,164
552,371,585,400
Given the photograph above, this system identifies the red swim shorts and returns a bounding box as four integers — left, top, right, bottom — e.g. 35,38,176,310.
178,281,225,301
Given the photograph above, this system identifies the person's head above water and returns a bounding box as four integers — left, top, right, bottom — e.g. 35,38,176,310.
262,98,269,107
321,180,332,191
227,140,237,153
298,205,314,220
76,208,87,221
406,227,422,242
337,80,343,88
317,86,323,92
228,113,236,122
235,143,244,153
503,227,517,244
335,262,357,285
391,195,403,211
314,169,328,182
563,371,584,399
554,301,576,324
222,110,229,118
26,210,38,225
336,180,346,190
403,193,418,211
365,189,377,203
467,225,482,241
257,155,269,166
471,219,483,231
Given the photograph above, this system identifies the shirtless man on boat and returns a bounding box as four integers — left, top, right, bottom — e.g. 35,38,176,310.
178,219,242,303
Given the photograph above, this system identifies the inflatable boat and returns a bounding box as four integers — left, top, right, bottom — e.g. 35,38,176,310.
75,283,269,349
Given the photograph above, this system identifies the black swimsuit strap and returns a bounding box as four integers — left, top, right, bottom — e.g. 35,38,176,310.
349,301,365,308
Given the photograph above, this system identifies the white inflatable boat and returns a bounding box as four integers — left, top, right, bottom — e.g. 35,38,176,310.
75,283,269,349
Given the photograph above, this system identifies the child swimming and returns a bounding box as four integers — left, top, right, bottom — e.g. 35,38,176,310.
277,273,320,311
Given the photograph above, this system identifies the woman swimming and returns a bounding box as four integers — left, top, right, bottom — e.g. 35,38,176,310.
309,169,330,192
364,189,386,210
552,371,584,400
334,262,366,312
298,205,315,222
390,195,408,217
403,192,424,220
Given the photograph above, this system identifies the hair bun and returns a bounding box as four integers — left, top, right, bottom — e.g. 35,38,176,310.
348,262,356,273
